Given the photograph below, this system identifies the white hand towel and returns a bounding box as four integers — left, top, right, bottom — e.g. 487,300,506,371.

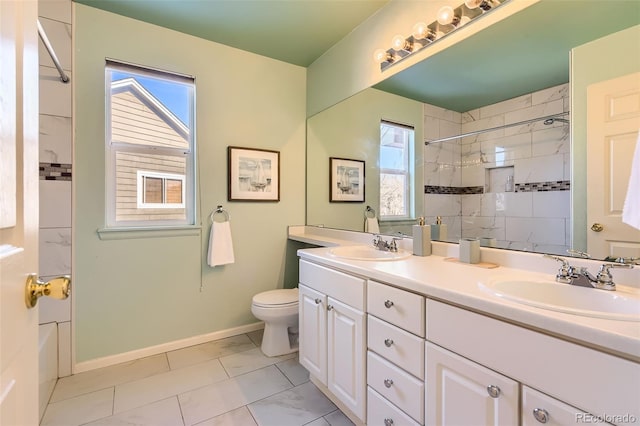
622,133,640,230
365,217,380,234
207,221,235,267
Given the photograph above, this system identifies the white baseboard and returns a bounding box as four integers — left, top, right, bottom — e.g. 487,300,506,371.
73,321,265,374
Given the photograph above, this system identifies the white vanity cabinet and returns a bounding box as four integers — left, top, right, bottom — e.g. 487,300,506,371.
425,341,519,425
298,260,367,422
426,299,638,425
366,280,426,425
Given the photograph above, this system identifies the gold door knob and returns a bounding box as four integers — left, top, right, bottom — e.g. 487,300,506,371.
25,274,71,308
591,223,604,232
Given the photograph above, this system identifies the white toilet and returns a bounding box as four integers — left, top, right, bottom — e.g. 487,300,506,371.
251,288,299,357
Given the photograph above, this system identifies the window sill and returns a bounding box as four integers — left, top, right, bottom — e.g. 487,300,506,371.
97,225,201,240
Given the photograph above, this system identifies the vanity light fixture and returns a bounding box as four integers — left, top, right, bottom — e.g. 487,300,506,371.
375,0,509,71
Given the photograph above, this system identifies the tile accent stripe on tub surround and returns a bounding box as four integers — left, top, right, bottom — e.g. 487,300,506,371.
425,186,484,195
515,180,570,192
40,162,72,180
425,180,571,194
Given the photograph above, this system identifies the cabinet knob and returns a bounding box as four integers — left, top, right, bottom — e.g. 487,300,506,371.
384,300,394,308
486,385,501,398
327,305,334,311
384,418,394,426
384,338,394,347
533,408,549,423
314,298,321,304
384,378,394,388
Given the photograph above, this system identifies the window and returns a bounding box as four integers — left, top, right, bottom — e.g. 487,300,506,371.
137,171,185,208
105,61,195,227
379,120,414,219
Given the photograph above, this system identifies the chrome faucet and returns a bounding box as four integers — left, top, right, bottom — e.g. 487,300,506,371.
372,235,401,252
543,254,634,291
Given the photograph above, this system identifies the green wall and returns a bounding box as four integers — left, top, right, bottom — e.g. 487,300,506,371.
571,25,640,252
74,4,306,363
306,88,423,232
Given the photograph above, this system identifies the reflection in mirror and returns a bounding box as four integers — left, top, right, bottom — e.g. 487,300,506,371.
306,1,640,259
308,84,571,254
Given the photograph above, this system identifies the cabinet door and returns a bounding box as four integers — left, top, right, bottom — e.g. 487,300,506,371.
327,297,366,422
299,285,327,385
426,342,519,426
522,386,598,426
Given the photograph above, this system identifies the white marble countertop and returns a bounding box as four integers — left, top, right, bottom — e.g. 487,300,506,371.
290,227,640,361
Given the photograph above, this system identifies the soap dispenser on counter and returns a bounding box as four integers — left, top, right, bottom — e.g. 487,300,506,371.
431,216,448,241
413,217,431,256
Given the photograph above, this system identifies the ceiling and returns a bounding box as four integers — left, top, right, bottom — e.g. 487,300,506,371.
74,0,639,112
72,0,389,67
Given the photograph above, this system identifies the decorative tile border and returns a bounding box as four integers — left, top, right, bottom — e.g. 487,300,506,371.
425,181,571,194
515,180,570,192
40,163,72,181
425,185,484,195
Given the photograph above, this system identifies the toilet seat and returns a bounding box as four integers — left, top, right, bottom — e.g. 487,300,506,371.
252,288,298,308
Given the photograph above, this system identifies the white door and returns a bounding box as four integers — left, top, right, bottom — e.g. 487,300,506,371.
587,72,640,259
298,285,327,385
426,342,519,426
1,0,40,424
327,297,366,422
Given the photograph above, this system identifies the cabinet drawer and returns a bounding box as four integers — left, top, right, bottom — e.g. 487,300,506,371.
368,315,424,379
299,260,365,310
368,280,425,337
522,386,596,426
368,351,424,424
427,299,640,422
367,387,421,426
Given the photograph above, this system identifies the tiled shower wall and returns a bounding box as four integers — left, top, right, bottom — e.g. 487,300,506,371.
424,83,570,255
38,0,73,377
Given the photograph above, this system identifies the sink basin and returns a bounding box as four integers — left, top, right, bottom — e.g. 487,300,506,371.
329,245,412,261
479,279,640,321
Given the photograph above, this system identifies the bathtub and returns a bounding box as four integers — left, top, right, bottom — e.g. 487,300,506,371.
39,323,58,420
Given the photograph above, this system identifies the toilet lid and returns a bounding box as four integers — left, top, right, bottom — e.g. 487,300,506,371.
253,288,299,306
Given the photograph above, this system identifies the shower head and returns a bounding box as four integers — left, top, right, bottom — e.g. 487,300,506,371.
543,117,569,125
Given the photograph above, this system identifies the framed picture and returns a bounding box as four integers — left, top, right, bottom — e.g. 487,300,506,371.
330,157,365,202
228,146,280,201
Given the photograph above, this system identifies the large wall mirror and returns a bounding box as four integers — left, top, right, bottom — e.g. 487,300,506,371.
306,1,640,260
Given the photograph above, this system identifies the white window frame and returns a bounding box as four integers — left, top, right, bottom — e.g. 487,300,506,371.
105,60,195,228
136,170,186,209
379,120,414,221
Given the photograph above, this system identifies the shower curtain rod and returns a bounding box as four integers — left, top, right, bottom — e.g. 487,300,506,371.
37,20,69,84
424,112,569,145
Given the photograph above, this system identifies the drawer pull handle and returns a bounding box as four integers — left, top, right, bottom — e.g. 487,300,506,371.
533,408,549,423
314,298,321,304
384,300,394,308
384,378,394,388
486,385,501,398
384,418,394,426
327,305,334,311
384,338,394,347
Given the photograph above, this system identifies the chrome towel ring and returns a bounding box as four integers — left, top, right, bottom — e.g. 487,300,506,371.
210,205,230,223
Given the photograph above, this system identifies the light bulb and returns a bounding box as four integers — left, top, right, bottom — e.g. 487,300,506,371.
466,0,496,11
373,48,391,64
412,22,429,40
437,6,456,25
391,34,408,51
464,0,484,9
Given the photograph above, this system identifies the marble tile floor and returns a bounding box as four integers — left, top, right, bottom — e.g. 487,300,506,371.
41,330,354,426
